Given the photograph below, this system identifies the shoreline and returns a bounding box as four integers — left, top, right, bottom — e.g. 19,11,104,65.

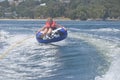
0,18,71,21
0,18,120,21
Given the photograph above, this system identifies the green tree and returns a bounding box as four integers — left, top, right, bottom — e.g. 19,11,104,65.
34,6,49,18
88,5,105,19
0,0,120,20
16,0,41,18
76,6,89,20
0,0,10,8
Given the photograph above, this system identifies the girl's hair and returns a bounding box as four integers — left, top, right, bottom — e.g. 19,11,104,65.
47,17,53,22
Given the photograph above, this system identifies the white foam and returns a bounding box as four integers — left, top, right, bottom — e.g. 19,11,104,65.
95,58,120,80
69,32,120,80
90,28,120,32
0,30,10,42
0,33,62,79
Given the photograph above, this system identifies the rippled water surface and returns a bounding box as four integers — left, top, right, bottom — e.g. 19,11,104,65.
0,20,120,80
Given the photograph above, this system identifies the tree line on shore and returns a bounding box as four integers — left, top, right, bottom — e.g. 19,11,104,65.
0,0,120,20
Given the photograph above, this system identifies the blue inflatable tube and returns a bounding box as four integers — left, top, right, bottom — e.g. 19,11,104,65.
36,28,67,43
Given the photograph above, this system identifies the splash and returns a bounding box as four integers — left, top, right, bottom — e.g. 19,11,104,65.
69,31,120,80
0,30,67,79
0,35,34,60
0,30,9,42
89,28,120,32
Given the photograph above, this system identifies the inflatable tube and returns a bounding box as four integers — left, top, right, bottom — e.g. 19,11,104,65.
36,28,67,43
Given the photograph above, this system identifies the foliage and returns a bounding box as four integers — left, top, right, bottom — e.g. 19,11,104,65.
0,0,120,20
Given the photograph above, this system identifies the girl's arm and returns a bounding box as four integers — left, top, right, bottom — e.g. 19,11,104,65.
37,25,46,33
56,24,66,30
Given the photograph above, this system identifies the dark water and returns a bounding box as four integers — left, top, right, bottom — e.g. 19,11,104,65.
0,20,120,80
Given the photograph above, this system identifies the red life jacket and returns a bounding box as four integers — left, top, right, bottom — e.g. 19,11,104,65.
45,21,56,28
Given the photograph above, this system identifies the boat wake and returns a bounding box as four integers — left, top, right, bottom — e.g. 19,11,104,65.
0,26,120,80
69,28,120,80
0,30,68,80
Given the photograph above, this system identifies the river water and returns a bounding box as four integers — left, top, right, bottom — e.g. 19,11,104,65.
0,20,120,80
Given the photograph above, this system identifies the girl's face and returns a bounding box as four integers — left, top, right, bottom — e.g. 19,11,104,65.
47,19,53,24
